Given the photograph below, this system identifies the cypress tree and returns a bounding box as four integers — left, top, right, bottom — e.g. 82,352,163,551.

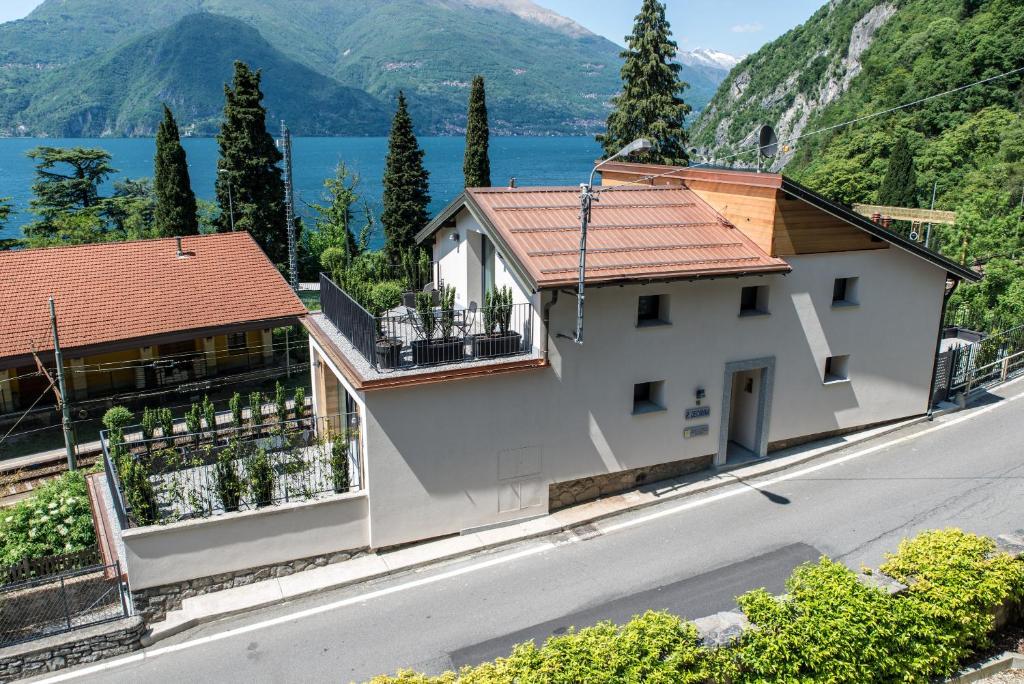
153,105,198,236
598,0,690,165
878,135,918,208
215,61,287,264
381,91,430,264
463,75,491,188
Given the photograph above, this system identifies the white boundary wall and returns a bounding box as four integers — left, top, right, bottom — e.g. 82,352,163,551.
122,492,369,589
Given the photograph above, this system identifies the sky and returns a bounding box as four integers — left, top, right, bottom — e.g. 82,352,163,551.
0,0,826,57
544,0,826,56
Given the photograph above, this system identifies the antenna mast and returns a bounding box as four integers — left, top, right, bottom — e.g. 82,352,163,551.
281,120,298,291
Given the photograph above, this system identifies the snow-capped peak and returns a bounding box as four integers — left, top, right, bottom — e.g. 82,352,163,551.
678,48,741,70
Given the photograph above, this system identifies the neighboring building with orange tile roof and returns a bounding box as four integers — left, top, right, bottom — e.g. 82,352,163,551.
0,233,306,417
299,163,980,551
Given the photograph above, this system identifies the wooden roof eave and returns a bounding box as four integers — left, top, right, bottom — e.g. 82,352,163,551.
779,178,981,283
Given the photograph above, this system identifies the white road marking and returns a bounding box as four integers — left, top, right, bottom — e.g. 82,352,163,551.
35,381,1024,682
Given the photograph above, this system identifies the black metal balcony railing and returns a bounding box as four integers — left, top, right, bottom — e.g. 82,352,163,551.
101,413,362,527
319,274,534,372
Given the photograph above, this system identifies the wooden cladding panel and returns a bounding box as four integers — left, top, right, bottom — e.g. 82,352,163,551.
773,196,887,255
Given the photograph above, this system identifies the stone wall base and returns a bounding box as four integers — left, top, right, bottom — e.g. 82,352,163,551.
767,416,919,453
132,546,368,624
0,616,144,681
549,454,714,512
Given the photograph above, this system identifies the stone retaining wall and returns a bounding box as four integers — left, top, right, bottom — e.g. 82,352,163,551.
132,547,367,623
549,454,714,511
0,616,144,681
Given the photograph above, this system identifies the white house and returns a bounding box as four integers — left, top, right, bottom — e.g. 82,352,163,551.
304,162,979,550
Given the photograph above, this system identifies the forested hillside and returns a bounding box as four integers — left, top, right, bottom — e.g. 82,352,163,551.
692,0,1024,329
4,13,390,137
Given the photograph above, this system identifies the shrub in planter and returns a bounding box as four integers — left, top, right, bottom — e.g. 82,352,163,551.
474,286,521,358
293,387,306,420
229,392,243,430
412,287,465,364
102,406,133,432
215,441,244,512
331,432,351,493
274,381,287,423
158,407,174,444
249,391,263,428
119,454,158,526
141,407,158,441
185,403,202,444
247,447,275,508
202,395,217,437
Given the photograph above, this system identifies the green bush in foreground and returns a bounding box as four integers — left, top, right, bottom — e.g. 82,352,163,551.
368,529,1024,684
880,529,1024,675
0,471,96,566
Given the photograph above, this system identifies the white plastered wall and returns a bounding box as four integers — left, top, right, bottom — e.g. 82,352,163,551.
359,244,946,547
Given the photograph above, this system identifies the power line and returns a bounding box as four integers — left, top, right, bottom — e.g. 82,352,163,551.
597,64,1024,192
0,380,56,448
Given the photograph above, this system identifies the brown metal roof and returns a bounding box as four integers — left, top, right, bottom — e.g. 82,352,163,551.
466,185,790,288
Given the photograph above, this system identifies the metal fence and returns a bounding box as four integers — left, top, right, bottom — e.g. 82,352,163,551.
102,413,361,527
0,561,128,648
936,322,1024,402
372,301,534,370
321,273,379,369
4,548,101,585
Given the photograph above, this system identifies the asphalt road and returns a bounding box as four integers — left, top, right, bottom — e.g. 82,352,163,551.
43,381,1024,684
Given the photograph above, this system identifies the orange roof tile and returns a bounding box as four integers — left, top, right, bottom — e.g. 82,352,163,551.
465,185,790,288
0,233,306,363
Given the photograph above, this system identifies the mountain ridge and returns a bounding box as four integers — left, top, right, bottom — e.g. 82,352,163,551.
0,0,728,137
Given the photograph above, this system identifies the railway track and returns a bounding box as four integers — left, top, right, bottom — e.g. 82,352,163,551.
0,452,101,506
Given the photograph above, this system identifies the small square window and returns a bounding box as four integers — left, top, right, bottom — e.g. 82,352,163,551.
739,285,769,316
637,294,669,326
832,277,859,306
824,355,850,383
632,380,666,414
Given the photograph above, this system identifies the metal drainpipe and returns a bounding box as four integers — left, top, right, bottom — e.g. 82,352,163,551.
542,289,559,362
926,277,960,418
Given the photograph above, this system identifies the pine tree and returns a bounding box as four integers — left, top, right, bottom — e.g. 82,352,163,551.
23,146,115,242
215,61,287,264
878,135,918,208
153,105,198,237
598,0,690,165
381,92,430,264
463,75,491,188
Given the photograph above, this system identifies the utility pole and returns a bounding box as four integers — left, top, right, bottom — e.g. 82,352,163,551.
280,120,299,292
49,297,76,471
925,181,938,249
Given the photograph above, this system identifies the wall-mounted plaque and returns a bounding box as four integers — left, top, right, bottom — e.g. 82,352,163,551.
685,406,711,420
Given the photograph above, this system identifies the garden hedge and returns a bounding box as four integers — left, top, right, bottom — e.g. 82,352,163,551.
368,529,1024,684
0,471,96,566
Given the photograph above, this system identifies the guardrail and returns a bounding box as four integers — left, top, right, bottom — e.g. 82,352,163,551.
950,348,1024,400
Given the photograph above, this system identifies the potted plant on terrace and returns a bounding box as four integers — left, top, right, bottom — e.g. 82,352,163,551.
367,281,404,369
474,286,521,358
412,286,464,365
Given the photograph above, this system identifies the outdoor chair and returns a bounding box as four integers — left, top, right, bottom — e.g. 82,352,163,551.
457,302,478,337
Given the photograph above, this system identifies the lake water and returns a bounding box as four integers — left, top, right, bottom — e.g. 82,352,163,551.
0,137,602,247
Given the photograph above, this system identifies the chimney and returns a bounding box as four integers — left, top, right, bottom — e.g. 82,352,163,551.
881,216,892,229
508,177,517,189
176,237,184,257
871,212,881,224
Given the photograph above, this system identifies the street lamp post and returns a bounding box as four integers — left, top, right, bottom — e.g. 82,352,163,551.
217,168,236,232
573,138,654,344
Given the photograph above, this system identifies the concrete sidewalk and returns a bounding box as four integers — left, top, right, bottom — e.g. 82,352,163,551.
142,414,929,646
